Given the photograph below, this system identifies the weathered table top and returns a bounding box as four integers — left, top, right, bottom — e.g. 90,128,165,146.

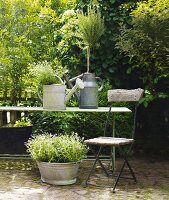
0,106,131,113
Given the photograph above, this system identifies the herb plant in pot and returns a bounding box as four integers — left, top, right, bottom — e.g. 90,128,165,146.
31,61,64,109
75,6,105,109
26,133,88,185
31,61,84,109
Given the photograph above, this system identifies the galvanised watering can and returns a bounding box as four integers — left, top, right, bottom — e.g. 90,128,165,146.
64,72,104,109
38,75,84,110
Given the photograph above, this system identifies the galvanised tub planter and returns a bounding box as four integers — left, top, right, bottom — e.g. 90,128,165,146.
37,161,80,185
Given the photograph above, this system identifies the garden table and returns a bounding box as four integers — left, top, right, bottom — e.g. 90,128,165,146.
0,106,130,113
0,106,131,169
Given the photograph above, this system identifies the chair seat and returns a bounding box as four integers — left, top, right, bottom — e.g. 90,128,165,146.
84,137,134,147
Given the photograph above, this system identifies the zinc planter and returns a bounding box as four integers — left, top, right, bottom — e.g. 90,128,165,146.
37,161,80,185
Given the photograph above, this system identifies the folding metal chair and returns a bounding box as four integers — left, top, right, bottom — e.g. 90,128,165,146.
83,88,144,192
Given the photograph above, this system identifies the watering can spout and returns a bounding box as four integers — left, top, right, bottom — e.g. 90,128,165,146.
65,78,84,104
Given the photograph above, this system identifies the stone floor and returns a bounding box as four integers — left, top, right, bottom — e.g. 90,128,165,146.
0,157,168,200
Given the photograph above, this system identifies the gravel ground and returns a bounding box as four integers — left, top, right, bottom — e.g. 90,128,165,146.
0,157,168,200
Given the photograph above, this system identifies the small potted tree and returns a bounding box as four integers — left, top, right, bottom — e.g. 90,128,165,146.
74,6,105,108
76,6,105,73
26,133,88,185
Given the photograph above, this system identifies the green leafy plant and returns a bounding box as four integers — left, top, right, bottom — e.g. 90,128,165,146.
31,61,60,86
26,133,88,163
14,118,32,127
76,6,105,72
29,60,67,96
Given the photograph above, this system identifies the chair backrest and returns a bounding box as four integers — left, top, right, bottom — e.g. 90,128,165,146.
107,88,144,102
103,88,144,138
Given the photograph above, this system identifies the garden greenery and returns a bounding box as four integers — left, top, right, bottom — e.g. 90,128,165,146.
0,0,68,104
0,0,135,102
0,0,168,155
26,133,88,163
117,0,169,106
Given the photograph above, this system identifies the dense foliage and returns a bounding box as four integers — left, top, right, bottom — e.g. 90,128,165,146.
0,0,70,104
2,0,168,104
0,0,137,102
117,0,169,106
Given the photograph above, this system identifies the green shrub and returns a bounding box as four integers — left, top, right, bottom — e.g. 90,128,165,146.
29,111,75,135
26,133,88,163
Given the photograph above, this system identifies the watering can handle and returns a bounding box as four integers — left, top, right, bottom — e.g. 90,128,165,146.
69,74,83,82
37,75,64,102
37,84,43,102
54,75,64,84
95,77,104,91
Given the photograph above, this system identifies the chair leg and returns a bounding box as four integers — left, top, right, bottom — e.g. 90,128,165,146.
83,146,110,187
91,147,110,177
125,158,137,182
112,158,126,192
112,155,137,192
